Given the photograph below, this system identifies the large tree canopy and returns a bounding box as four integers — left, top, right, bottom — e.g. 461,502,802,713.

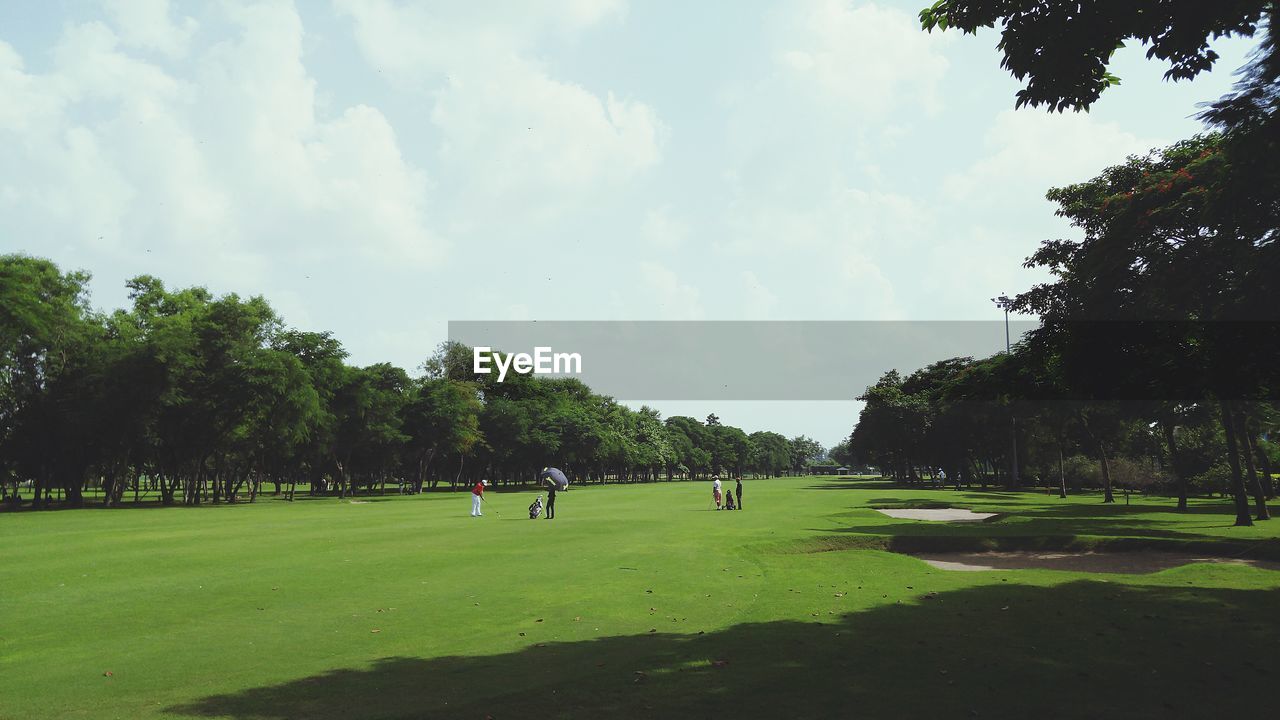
919,0,1273,111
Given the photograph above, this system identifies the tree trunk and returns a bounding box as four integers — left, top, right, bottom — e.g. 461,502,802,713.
1244,418,1275,500
1161,420,1188,512
1006,415,1019,490
1219,399,1254,527
1232,409,1269,520
1097,441,1114,503
1056,443,1067,499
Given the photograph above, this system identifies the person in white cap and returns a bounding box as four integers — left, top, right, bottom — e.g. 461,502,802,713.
470,479,488,516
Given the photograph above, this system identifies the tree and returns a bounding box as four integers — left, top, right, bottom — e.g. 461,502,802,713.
0,255,96,504
274,330,347,499
828,440,854,469
1013,135,1276,521
849,374,930,482
402,379,484,493
919,1,1273,112
750,431,792,477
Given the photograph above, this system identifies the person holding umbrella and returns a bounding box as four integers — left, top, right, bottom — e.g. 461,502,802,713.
538,467,569,520
470,479,488,517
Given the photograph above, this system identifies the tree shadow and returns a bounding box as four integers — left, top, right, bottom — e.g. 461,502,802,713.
811,520,1280,561
167,581,1278,719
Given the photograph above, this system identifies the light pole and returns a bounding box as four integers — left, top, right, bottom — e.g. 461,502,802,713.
992,294,1019,487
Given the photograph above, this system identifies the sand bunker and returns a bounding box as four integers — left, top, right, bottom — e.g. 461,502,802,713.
912,551,1280,574
875,507,998,522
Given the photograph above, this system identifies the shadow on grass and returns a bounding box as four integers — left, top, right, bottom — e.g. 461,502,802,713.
167,581,1277,720
805,523,1280,561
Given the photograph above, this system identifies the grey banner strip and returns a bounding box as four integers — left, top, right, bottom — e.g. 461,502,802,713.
448,320,1036,401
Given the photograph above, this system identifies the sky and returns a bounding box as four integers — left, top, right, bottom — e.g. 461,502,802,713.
0,0,1259,450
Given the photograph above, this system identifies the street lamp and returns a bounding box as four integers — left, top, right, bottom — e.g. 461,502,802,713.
992,294,1019,487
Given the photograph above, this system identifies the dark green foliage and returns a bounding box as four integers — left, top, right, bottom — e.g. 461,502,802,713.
919,0,1271,111
0,259,800,507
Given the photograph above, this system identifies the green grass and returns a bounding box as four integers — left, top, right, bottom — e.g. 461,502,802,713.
2,477,1278,719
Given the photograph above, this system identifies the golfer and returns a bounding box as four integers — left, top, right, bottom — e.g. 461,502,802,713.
470,479,488,517
545,483,557,520
735,476,743,510
712,475,722,510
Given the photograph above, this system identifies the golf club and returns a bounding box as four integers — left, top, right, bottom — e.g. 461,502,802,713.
481,495,501,518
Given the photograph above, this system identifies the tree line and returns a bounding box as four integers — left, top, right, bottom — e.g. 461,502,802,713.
0,267,830,509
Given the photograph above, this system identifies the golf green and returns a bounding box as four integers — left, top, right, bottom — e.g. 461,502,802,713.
2,477,1278,719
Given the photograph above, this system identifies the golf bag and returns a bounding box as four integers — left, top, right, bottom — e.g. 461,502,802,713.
724,491,736,511
529,496,543,519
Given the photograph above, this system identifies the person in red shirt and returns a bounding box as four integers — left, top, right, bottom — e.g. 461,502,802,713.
470,479,488,517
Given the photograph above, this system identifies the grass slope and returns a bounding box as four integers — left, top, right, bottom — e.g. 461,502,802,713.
2,477,1278,719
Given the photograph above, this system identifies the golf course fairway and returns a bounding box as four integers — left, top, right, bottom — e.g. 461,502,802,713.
3,476,1278,719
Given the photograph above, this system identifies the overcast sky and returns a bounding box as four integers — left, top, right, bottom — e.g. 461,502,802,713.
1,1,1258,449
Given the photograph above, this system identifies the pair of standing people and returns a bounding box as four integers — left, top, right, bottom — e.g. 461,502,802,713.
712,476,743,510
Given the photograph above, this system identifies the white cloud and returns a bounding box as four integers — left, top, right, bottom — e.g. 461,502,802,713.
0,2,440,292
101,0,197,58
773,0,951,116
642,206,689,249
714,180,923,319
335,0,663,221
945,109,1159,204
638,261,703,320
332,0,626,73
